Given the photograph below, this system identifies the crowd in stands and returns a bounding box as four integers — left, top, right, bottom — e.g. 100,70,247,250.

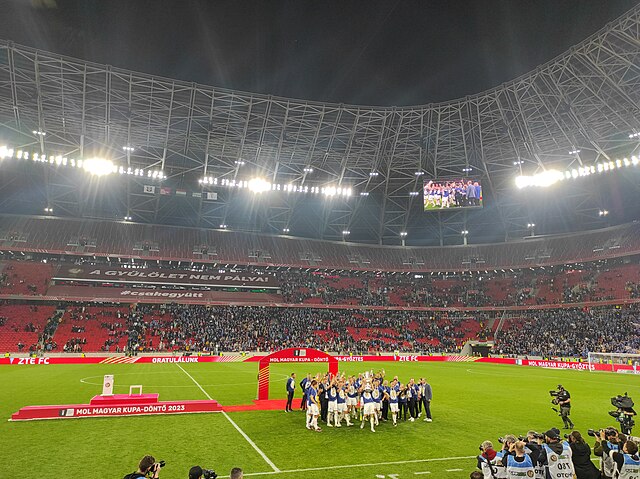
494,305,640,357
1,299,638,356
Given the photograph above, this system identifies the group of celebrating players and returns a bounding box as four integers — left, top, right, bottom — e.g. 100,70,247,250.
297,370,433,433
423,179,482,209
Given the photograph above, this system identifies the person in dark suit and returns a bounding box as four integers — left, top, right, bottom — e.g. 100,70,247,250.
285,372,296,412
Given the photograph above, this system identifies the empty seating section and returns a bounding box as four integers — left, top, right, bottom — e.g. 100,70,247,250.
2,215,640,270
0,260,54,295
0,304,57,352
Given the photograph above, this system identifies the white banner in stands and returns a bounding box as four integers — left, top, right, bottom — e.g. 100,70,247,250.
102,375,114,396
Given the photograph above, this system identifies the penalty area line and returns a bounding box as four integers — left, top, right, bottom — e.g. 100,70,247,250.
175,364,280,473
218,455,477,478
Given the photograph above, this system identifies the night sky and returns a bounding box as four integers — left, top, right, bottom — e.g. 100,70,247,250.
1,0,638,106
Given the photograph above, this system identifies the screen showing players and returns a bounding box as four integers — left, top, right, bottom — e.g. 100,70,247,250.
423,179,483,211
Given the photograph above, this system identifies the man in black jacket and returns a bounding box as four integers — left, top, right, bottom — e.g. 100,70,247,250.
124,455,161,479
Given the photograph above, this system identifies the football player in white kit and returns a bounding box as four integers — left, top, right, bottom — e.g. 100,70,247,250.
388,378,399,426
336,380,352,427
372,379,382,426
326,376,338,427
346,377,358,423
360,385,377,433
306,379,321,432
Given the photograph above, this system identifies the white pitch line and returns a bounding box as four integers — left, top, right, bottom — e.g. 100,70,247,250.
175,364,280,472
414,472,432,475
217,455,476,478
446,469,464,472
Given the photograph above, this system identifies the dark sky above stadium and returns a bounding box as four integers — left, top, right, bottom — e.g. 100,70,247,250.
1,0,638,106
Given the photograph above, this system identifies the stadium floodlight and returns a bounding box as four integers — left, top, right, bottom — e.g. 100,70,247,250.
282,228,290,233
409,191,420,196
234,160,245,166
629,132,640,139
513,160,524,165
400,231,408,237
122,146,135,152
527,223,535,228
44,207,53,213
248,177,271,193
462,167,472,173
124,216,133,221
303,167,314,173
219,224,228,229
599,210,609,216
461,230,469,235
32,130,46,136
414,171,424,176
360,191,369,196
369,171,379,177
0,145,15,159
515,169,564,189
83,157,116,176
342,230,350,235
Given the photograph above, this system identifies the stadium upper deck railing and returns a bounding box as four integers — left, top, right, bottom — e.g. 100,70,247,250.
1,215,639,272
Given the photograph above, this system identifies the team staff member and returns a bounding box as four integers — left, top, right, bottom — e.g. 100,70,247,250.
599,430,640,479
285,372,296,412
419,378,433,422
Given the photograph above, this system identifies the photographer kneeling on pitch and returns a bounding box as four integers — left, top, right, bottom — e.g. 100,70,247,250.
537,428,575,479
189,466,218,479
598,430,640,479
593,427,625,479
124,455,165,479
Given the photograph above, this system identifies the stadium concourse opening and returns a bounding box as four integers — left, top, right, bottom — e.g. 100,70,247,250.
258,348,338,401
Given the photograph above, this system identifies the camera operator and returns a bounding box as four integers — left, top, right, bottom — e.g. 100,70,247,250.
594,428,623,479
538,428,575,479
556,385,575,430
599,430,640,479
123,455,162,479
566,431,600,479
477,440,505,479
500,440,535,479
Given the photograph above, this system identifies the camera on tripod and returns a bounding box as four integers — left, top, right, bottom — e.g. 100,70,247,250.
608,393,636,435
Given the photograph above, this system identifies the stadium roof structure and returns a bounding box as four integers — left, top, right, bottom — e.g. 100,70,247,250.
0,4,639,246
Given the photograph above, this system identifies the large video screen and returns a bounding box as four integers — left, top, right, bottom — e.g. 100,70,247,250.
423,179,483,211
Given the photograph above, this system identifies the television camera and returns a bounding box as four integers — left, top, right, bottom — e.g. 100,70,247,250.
608,393,636,435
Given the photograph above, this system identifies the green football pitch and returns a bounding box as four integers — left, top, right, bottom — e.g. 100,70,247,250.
1,361,638,479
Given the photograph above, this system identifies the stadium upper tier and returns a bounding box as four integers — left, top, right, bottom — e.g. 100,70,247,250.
1,215,639,271
1,4,640,244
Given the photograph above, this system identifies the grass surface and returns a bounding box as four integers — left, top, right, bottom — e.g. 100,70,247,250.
1,360,639,479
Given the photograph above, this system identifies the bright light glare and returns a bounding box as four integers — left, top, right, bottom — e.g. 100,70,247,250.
83,157,115,176
515,169,564,189
0,145,14,159
248,178,271,193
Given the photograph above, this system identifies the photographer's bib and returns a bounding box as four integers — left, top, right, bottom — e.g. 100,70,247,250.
543,443,574,479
